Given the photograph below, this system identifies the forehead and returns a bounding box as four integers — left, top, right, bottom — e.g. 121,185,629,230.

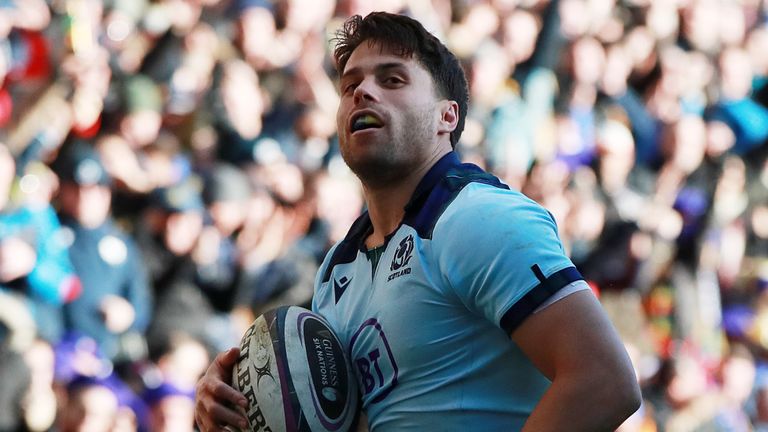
343,41,423,74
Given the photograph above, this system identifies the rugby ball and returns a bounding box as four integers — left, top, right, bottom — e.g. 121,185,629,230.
232,306,359,432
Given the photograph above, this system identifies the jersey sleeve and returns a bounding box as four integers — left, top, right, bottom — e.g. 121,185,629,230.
432,184,583,334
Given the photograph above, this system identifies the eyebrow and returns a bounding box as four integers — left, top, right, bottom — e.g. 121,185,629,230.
341,62,408,82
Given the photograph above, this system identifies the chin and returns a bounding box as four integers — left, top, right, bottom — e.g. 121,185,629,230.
347,155,411,187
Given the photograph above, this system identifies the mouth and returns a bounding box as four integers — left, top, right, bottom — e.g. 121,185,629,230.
349,111,384,134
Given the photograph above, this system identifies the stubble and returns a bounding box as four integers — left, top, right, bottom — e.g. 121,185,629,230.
341,103,436,189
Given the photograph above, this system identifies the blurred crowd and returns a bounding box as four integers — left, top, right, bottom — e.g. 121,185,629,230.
0,0,767,430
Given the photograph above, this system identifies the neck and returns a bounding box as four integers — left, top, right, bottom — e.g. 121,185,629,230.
362,147,451,249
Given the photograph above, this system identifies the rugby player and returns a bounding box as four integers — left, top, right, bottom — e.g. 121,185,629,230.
195,12,640,431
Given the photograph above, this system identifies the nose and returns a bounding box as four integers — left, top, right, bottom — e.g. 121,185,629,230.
353,77,378,105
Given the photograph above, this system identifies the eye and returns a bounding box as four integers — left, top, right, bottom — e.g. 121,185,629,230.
383,76,405,86
342,82,358,94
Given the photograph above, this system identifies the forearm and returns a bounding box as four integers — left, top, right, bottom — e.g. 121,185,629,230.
521,373,640,432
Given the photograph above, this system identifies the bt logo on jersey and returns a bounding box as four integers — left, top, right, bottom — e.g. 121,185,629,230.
350,318,399,403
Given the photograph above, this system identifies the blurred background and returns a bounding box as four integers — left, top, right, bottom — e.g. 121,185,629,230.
0,0,767,430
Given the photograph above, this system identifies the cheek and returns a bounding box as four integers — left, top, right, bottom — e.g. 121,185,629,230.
336,108,347,134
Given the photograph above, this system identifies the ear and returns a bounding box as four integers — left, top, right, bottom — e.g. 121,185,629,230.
437,100,459,134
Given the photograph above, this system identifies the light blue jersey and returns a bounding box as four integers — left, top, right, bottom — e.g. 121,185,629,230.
312,152,584,431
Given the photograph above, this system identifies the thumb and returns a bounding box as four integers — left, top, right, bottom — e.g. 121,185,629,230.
217,347,241,370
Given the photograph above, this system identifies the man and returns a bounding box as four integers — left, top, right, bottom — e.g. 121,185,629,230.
53,143,152,360
144,381,197,432
195,12,640,431
135,177,213,354
58,376,120,432
0,142,81,343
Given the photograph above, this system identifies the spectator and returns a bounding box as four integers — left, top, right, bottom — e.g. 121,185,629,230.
0,142,80,343
142,381,196,432
211,58,267,165
136,177,220,353
98,75,164,195
52,141,152,361
58,376,120,432
198,162,250,314
707,47,768,156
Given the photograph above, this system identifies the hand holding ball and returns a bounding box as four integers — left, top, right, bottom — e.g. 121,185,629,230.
232,306,359,432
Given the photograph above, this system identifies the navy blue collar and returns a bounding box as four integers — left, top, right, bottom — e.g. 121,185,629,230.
344,151,463,250
404,151,462,213
322,151,509,283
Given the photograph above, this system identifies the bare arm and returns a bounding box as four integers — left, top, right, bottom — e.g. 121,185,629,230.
194,348,249,432
512,290,641,432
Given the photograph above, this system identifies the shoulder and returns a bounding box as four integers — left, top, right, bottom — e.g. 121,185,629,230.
435,183,559,243
403,162,510,240
317,241,343,285
431,182,571,288
312,240,352,315
316,210,370,285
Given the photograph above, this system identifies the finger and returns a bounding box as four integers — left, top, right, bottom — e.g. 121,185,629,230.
194,413,210,432
196,418,241,432
196,399,248,432
209,402,249,430
212,380,248,408
198,421,240,432
212,348,248,406
213,347,241,377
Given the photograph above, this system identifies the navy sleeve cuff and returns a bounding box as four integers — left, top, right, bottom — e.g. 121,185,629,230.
499,265,584,334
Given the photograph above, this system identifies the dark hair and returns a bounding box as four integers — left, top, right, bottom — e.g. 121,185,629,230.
333,12,469,148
